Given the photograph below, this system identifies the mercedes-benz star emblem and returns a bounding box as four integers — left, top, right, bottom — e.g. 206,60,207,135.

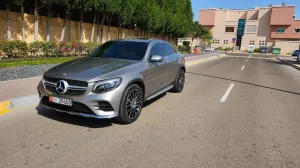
56,80,69,94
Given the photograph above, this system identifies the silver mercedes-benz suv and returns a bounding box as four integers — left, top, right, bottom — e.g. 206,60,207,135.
37,38,185,124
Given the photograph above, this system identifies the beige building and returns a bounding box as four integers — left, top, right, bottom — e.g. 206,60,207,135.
199,5,300,54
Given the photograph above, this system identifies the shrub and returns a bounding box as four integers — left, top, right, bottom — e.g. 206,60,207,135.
42,42,60,57
82,42,99,55
216,46,224,51
223,47,230,51
0,40,28,58
70,41,84,56
254,48,259,53
29,41,44,57
0,41,101,58
177,45,190,52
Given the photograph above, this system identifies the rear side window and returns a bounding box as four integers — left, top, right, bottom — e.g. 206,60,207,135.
149,43,163,57
162,43,174,56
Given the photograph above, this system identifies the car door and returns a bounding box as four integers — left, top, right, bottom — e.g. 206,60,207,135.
145,43,168,97
162,43,178,86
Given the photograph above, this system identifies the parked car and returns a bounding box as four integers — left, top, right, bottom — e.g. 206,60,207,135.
205,47,215,52
37,39,186,124
292,50,299,56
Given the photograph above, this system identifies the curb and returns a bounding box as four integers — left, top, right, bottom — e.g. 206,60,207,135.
276,58,300,71
0,95,39,115
0,54,225,116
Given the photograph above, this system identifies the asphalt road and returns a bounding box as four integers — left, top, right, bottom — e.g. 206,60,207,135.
1,55,300,168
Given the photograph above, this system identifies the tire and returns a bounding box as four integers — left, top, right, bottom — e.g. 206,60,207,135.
116,84,144,124
171,69,185,93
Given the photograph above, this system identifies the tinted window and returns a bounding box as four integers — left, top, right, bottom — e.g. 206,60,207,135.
163,43,174,56
150,43,163,57
90,41,148,60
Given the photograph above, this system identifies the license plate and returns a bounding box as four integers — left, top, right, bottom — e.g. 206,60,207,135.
49,96,72,106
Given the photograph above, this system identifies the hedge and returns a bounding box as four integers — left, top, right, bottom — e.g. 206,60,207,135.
0,40,100,59
177,45,191,52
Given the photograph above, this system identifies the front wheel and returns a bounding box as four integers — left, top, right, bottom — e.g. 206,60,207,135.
171,69,185,93
117,84,144,124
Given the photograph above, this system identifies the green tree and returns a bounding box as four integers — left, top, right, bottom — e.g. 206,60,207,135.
74,0,93,42
9,0,25,41
59,0,76,42
41,0,59,42
118,0,136,38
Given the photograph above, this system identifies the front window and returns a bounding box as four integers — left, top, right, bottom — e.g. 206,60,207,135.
246,26,257,33
277,28,285,34
90,41,148,60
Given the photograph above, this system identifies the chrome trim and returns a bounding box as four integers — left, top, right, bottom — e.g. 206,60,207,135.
41,104,118,119
43,81,56,87
43,80,88,90
68,85,88,90
146,85,173,101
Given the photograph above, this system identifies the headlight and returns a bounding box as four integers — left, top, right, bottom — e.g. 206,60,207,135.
93,78,122,93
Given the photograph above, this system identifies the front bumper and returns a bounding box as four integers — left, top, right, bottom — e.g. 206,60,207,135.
37,81,126,119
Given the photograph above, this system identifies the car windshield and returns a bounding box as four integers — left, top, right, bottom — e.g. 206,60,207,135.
90,41,148,60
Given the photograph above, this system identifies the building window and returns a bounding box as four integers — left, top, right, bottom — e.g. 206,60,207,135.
277,28,285,33
223,40,228,44
249,40,255,45
245,26,257,33
213,39,220,44
295,28,300,33
259,41,267,46
225,27,235,32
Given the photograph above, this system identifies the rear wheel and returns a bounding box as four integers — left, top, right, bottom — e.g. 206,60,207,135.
171,69,185,93
117,84,144,124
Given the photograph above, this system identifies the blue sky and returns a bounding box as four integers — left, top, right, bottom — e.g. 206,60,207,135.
191,0,300,21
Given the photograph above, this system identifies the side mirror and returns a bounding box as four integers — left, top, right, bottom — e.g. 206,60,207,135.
150,55,163,62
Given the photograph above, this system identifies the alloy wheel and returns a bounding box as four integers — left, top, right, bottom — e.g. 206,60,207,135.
126,89,143,119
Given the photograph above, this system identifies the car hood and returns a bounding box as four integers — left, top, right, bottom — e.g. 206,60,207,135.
44,57,139,82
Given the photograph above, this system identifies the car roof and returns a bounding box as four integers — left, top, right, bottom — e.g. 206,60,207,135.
114,38,166,43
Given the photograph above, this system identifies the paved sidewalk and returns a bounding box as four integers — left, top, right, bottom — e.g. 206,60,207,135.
0,76,41,101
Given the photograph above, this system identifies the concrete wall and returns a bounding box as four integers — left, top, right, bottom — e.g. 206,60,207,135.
275,41,300,54
270,6,294,25
211,10,236,48
0,10,175,43
198,9,216,26
241,8,273,50
247,10,259,20
271,20,300,39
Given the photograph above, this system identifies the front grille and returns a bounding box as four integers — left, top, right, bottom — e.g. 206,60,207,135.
41,96,94,115
98,101,114,111
44,85,86,96
44,76,88,87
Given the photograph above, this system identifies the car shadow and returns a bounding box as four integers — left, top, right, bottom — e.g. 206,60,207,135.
36,105,114,128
